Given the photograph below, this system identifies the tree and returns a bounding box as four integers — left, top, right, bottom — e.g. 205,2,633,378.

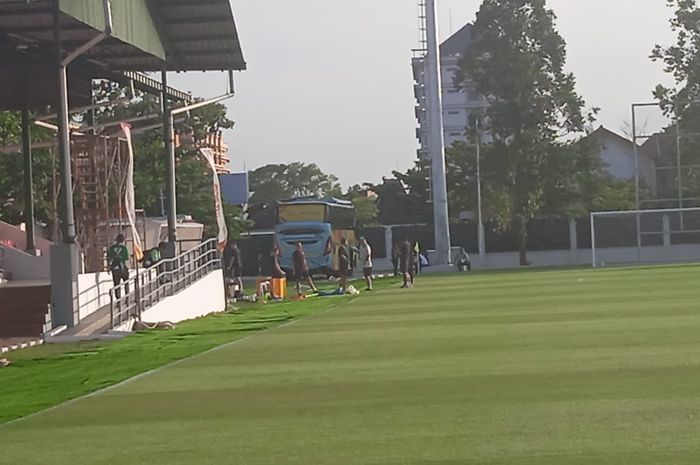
369,169,431,226
344,185,379,228
456,0,597,265
651,0,700,204
0,84,250,242
651,0,700,109
0,112,57,234
247,162,342,205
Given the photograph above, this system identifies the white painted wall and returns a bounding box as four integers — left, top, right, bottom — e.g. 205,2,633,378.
77,272,116,321
427,244,700,270
113,270,226,331
599,135,657,193
370,238,700,271
0,220,53,256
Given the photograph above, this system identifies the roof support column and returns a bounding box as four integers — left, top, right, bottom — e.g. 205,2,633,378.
21,83,36,255
162,69,178,252
51,0,80,328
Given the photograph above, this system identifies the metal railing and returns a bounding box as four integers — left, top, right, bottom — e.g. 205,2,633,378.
109,238,221,329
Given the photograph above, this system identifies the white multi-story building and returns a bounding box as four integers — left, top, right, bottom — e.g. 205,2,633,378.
413,24,483,160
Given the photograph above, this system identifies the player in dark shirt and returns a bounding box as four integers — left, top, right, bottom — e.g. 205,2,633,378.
292,242,318,296
338,237,351,292
224,241,244,296
399,238,413,288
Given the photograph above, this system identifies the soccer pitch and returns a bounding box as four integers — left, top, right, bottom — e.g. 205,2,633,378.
3,265,700,465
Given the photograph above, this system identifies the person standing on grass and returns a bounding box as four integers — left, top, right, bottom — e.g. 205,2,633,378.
391,242,400,277
293,241,318,296
225,241,244,296
107,234,129,298
358,237,373,291
414,241,421,275
399,237,413,288
338,237,351,293
455,247,471,272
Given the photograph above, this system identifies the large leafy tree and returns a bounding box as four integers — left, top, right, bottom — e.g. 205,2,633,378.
0,112,57,235
456,0,597,264
651,0,700,204
344,184,379,229
89,83,249,239
247,162,342,205
0,84,249,242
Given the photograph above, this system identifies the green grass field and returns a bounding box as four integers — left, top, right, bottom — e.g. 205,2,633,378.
3,265,700,464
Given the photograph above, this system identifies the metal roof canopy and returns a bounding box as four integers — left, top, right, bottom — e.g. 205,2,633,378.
0,0,246,109
0,0,246,71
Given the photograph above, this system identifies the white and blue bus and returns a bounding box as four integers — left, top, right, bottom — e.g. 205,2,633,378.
274,198,356,276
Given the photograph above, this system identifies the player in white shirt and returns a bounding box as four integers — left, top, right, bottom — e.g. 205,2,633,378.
358,237,373,291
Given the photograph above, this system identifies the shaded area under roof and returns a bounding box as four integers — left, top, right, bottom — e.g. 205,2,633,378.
0,0,245,109
0,40,191,110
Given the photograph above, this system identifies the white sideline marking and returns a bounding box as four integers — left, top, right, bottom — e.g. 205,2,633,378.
0,338,43,355
0,298,356,429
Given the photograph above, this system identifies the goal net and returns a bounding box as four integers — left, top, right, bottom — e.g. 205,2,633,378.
590,207,700,268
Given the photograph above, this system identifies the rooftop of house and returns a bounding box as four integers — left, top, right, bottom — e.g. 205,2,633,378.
440,23,473,57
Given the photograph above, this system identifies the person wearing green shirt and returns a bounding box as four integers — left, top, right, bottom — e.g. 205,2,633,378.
141,244,162,269
107,234,130,297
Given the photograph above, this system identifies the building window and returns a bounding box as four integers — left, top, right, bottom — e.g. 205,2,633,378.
447,110,460,115
449,132,462,137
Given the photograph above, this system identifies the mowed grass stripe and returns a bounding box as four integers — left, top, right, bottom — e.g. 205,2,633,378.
2,265,700,465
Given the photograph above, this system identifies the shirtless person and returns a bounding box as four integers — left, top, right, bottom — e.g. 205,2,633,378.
292,242,318,296
399,238,413,288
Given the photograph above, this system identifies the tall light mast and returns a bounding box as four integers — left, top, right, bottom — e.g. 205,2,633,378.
424,0,451,264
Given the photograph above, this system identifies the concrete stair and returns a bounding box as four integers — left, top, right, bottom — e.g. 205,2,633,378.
60,304,112,338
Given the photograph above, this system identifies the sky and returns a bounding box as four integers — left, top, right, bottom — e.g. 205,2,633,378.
170,0,677,188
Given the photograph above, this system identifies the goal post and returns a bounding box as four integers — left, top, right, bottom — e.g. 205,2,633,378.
591,207,700,268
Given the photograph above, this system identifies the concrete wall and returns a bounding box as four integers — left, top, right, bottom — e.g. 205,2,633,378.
0,244,51,280
0,220,53,256
444,244,700,271
113,270,226,331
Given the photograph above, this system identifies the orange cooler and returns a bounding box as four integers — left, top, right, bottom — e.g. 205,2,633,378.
271,277,287,299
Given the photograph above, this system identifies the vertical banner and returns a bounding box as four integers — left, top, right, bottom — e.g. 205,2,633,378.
200,148,228,252
120,123,144,261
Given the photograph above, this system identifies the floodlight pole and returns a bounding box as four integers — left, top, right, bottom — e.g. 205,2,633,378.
425,0,451,265
631,105,642,260
475,117,485,259
675,118,684,229
590,212,596,268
